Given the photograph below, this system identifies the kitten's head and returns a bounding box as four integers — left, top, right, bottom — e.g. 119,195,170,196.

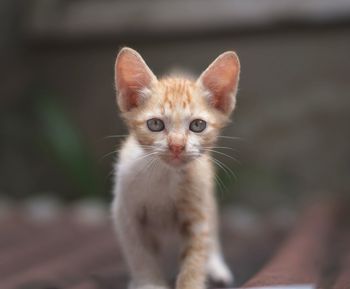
115,47,240,167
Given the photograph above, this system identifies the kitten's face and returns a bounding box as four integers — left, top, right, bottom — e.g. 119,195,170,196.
115,48,240,167
124,78,228,166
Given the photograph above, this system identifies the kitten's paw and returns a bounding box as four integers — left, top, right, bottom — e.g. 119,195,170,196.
207,256,234,287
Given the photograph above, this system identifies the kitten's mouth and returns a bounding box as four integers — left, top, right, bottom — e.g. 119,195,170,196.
164,155,184,166
160,152,196,167
171,154,181,160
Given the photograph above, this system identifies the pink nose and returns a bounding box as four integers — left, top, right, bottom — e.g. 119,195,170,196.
169,143,185,156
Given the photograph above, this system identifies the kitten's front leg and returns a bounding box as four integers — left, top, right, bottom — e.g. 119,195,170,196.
112,197,169,289
176,216,211,289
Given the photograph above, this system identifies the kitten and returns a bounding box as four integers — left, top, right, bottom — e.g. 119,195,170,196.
112,47,240,289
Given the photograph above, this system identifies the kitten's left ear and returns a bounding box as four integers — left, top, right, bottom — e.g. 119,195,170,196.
197,51,240,115
115,47,157,112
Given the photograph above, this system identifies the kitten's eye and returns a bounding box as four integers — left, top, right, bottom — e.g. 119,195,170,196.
189,119,207,133
147,118,165,132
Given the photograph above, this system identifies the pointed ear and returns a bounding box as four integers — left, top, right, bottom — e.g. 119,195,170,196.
115,47,157,112
197,51,240,115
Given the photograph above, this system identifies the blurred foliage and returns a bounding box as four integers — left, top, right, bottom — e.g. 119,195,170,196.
34,91,104,200
0,86,108,201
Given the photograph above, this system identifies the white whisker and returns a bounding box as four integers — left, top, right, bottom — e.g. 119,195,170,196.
204,149,240,164
203,146,237,152
210,155,237,181
134,151,159,162
103,134,128,139
100,150,118,161
217,135,243,141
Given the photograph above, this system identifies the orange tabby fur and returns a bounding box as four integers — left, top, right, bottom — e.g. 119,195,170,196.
112,47,240,289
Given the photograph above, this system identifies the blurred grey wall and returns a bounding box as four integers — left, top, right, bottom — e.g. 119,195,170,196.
1,0,350,207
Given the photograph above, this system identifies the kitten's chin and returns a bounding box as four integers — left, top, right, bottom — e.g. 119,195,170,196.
160,154,198,168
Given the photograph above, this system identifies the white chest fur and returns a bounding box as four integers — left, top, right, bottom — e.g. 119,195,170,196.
113,136,182,227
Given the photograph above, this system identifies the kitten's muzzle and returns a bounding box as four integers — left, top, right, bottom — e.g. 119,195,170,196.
168,143,185,158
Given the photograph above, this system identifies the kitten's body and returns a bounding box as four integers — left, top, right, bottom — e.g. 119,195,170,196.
112,49,240,289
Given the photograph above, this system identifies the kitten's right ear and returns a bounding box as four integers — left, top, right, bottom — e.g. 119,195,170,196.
115,47,157,112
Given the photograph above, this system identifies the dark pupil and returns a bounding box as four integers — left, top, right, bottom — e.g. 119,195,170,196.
190,119,206,132
147,118,164,131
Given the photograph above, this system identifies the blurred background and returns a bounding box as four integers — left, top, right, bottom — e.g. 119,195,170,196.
1,0,350,212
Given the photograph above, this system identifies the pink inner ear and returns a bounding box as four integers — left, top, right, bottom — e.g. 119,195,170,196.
201,53,239,113
116,49,153,111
